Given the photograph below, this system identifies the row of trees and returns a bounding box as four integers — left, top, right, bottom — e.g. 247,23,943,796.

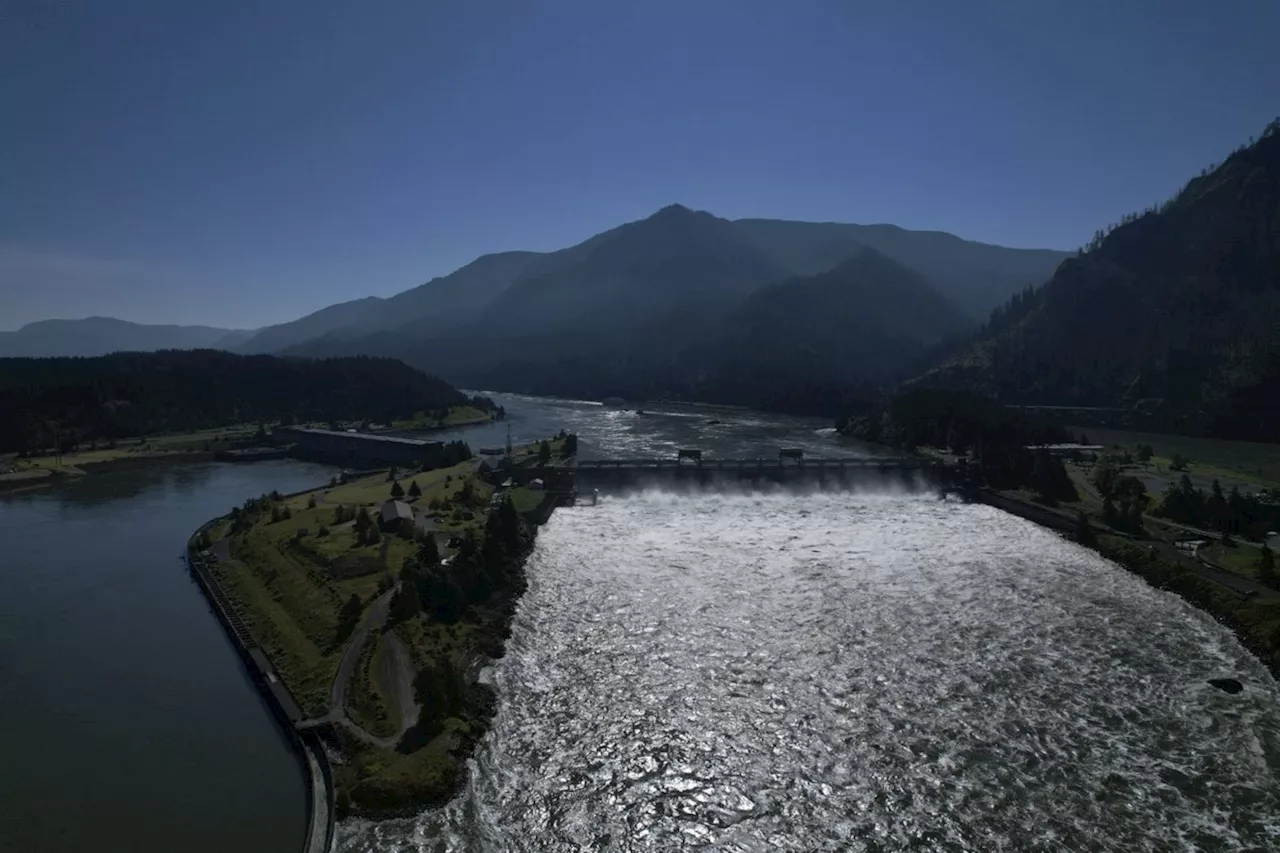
840,389,1076,501
1092,459,1149,533
229,492,278,534
391,496,534,741
1154,475,1280,540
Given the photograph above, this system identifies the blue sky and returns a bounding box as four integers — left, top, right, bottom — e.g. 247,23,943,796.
2,0,1277,330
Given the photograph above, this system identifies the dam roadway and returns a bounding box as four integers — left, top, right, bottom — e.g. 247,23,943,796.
507,454,951,493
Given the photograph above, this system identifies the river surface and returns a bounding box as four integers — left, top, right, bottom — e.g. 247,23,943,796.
335,400,1280,852
3,395,1278,852
0,460,337,853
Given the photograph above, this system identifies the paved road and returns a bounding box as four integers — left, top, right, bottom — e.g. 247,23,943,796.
331,586,396,715
299,584,421,749
1145,541,1278,599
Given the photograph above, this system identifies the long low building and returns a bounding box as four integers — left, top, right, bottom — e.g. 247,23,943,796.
277,427,445,467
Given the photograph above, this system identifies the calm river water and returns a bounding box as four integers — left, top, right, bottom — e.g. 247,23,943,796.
0,460,337,853
3,395,1278,852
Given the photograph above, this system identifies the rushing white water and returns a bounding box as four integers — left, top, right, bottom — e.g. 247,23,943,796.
339,489,1280,852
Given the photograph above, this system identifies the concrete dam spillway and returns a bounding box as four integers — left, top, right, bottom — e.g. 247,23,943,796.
505,454,951,497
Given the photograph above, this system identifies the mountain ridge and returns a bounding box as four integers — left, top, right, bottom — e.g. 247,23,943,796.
0,316,254,358
238,206,1067,361
915,118,1280,441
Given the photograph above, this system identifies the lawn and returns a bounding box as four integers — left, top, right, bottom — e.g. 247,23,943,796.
6,423,261,476
209,458,499,716
1079,427,1280,486
509,486,545,514
391,405,496,431
1199,541,1269,582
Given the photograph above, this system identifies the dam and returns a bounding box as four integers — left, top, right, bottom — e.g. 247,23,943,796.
500,450,953,495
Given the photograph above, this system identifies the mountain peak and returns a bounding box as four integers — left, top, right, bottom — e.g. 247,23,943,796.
649,203,702,220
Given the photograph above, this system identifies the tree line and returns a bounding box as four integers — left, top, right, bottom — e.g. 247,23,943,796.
1154,475,1280,541
0,350,490,453
840,388,1077,500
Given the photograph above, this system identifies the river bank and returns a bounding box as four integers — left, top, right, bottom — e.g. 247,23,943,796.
186,535,335,853
0,404,499,494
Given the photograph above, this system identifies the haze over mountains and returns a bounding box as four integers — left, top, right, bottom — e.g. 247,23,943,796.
0,317,253,358
10,116,1279,443
235,209,1065,358
6,211,1067,413
220,207,1064,412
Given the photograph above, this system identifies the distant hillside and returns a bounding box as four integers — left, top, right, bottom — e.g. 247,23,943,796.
733,219,1068,319
0,350,484,453
666,248,971,412
364,246,969,415
918,119,1280,441
478,205,788,332
257,206,1061,378
279,205,1050,412
236,251,545,354
0,317,254,357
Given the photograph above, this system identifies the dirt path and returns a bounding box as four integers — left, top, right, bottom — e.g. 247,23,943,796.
372,630,420,738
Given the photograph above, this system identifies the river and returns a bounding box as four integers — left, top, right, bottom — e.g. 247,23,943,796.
336,397,1280,852
3,396,1278,852
0,460,338,853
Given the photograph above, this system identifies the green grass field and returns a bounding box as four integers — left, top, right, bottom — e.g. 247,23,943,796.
1080,427,1280,486
1199,541,1270,582
206,457,499,716
3,423,261,482
391,405,495,431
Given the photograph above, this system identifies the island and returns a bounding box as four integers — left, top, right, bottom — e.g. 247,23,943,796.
189,433,576,818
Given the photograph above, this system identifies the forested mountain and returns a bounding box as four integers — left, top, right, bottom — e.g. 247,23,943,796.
0,205,1047,414
917,119,1280,441
733,219,1068,319
664,249,970,412
269,205,1064,411
0,351,485,453
477,205,788,332
257,205,1061,364
0,317,253,357
6,207,1066,415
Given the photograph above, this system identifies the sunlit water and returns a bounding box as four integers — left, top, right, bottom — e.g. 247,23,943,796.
339,489,1280,852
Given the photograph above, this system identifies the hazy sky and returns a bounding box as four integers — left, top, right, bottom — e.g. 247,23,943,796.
3,0,1278,331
